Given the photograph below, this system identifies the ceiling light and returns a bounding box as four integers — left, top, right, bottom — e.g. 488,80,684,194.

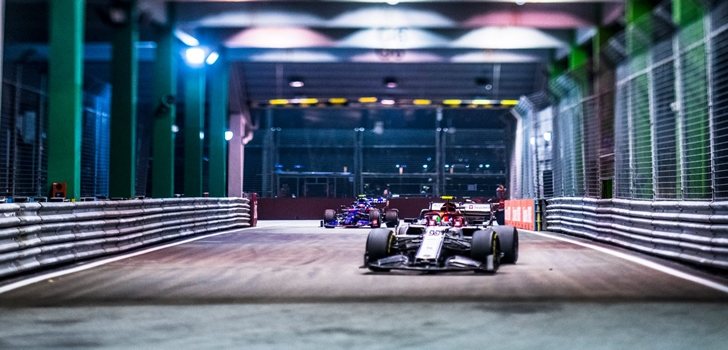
472,99,495,105
381,99,396,105
225,131,234,141
443,99,462,106
205,51,220,65
184,47,207,67
328,98,348,104
174,29,200,47
384,77,398,89
269,99,289,105
289,78,304,88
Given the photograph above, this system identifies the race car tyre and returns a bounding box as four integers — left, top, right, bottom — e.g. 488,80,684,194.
366,228,394,272
492,226,518,264
385,209,399,227
369,209,381,228
471,229,499,272
323,209,336,228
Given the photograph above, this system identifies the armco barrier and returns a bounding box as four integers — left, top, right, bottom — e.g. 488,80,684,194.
0,197,250,280
545,197,728,269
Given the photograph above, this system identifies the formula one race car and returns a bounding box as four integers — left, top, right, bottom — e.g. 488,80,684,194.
323,196,399,228
362,197,518,273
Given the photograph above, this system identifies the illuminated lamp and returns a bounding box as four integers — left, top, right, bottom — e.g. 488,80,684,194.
184,47,207,67
384,77,398,88
289,77,304,88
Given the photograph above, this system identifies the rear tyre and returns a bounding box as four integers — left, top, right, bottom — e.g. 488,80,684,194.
471,229,499,272
492,226,518,264
323,209,336,228
369,209,381,228
385,209,399,227
365,228,394,272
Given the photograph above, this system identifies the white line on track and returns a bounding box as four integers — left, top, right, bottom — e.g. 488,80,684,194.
0,224,284,295
524,229,728,294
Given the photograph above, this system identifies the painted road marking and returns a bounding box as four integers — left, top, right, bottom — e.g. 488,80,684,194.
524,229,728,294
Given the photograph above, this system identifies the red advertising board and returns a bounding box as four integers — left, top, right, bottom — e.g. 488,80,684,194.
504,199,535,230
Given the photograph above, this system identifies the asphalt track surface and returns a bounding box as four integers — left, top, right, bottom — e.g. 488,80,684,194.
1,220,727,349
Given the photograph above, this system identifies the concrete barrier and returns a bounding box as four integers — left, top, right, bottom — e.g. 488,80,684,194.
0,198,250,280
545,197,728,269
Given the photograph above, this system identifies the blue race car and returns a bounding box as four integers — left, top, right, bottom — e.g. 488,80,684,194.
323,196,399,228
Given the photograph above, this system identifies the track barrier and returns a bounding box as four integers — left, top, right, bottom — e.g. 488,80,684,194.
0,197,250,280
545,197,728,269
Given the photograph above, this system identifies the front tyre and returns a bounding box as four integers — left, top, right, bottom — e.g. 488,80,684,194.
492,226,518,264
369,209,381,228
323,209,336,228
471,229,500,273
365,228,394,272
384,209,399,227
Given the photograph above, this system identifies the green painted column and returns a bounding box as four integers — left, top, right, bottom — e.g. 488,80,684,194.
47,0,84,200
592,27,616,70
184,67,206,197
568,43,588,71
109,0,138,199
151,9,177,198
626,0,652,56
625,0,654,199
673,0,703,26
674,0,709,199
0,0,5,127
208,56,229,197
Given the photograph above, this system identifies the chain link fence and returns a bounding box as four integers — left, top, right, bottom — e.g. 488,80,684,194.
0,63,112,199
514,0,726,202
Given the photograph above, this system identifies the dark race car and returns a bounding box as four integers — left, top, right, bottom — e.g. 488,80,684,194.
323,196,399,228
362,196,518,273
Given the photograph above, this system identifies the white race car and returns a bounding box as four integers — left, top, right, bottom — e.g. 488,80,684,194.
362,198,518,273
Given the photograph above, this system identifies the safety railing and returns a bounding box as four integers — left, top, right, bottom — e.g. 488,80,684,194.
0,197,250,279
545,197,728,269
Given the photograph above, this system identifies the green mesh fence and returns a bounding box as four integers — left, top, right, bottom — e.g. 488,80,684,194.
712,1,728,200
678,19,712,199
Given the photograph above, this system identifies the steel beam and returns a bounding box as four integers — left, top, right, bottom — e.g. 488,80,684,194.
208,58,229,197
109,0,138,199
47,0,84,200
184,67,206,197
151,5,177,198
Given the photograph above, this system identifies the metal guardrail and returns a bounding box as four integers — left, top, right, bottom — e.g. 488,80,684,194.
0,197,251,279
545,197,728,269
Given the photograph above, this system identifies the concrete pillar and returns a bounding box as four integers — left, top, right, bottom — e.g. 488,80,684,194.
227,113,245,197
109,0,138,198
208,57,229,197
183,67,205,197
151,6,177,198
47,0,84,200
